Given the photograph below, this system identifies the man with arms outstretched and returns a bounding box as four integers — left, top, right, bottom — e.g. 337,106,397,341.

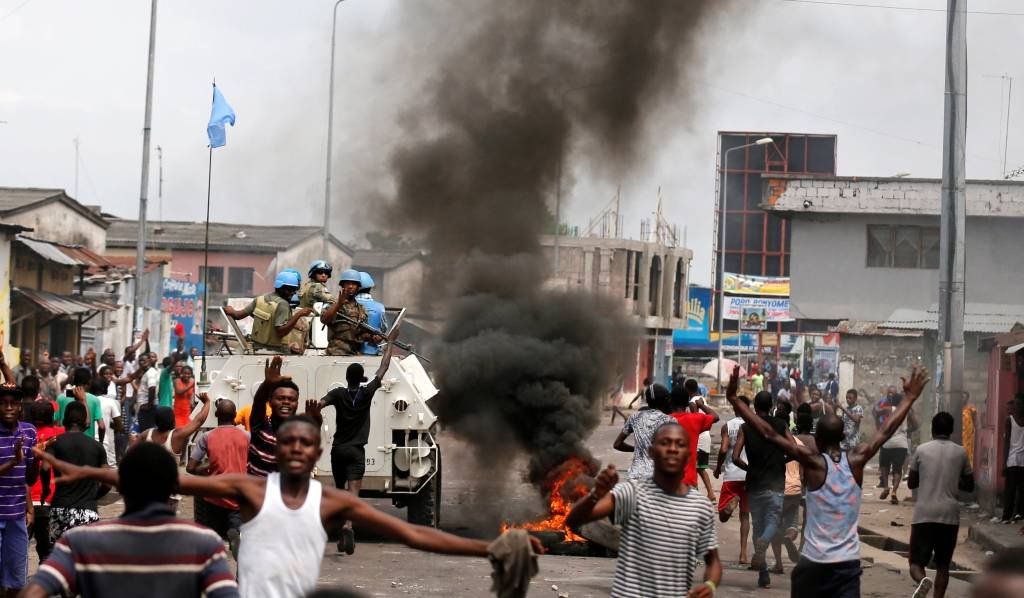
724,364,928,598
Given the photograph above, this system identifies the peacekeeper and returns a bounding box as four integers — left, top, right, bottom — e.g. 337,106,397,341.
299,260,336,309
224,270,312,353
355,272,387,356
320,269,381,356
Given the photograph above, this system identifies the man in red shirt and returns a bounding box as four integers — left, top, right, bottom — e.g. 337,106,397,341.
27,401,63,562
669,385,719,489
186,399,249,558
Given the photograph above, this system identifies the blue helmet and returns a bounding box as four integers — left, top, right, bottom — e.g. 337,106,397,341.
308,260,332,278
274,269,301,289
359,271,375,291
339,269,362,284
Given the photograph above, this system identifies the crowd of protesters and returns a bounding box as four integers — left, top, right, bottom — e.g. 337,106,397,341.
600,363,1016,598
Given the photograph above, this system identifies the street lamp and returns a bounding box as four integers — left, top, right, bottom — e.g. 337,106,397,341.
322,0,346,257
716,137,773,390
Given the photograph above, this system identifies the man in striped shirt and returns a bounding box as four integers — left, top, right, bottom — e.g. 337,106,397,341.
23,442,238,598
247,358,298,477
567,421,722,597
0,383,36,596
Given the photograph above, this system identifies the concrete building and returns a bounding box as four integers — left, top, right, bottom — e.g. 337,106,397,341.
9,236,118,360
541,233,692,392
764,174,1024,508
105,219,354,328
351,249,428,315
0,188,108,252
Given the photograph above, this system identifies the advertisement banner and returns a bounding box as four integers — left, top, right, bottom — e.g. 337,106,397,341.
161,278,205,351
724,296,793,322
723,272,790,297
673,287,711,346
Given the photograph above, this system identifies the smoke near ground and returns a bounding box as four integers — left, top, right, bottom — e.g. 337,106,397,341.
385,1,730,484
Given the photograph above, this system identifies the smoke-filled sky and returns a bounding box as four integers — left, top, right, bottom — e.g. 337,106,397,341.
2,0,1023,284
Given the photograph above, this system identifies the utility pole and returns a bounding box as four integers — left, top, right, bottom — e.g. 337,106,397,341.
133,0,158,338
937,0,967,420
156,145,164,222
322,0,346,258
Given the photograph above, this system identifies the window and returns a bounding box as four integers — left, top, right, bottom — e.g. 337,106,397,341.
866,225,940,269
199,266,224,293
228,267,254,295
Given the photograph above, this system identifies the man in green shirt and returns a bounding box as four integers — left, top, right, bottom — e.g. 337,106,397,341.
224,270,310,353
56,367,105,441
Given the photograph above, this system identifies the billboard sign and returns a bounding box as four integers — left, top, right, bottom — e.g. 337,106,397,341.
161,278,205,351
723,273,790,297
673,287,711,345
724,296,793,322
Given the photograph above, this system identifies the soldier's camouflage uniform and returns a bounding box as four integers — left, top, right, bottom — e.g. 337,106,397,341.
326,299,373,356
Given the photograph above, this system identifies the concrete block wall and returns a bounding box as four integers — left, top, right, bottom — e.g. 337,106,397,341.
767,177,1024,217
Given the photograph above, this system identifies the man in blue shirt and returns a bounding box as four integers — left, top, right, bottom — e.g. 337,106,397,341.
355,272,388,356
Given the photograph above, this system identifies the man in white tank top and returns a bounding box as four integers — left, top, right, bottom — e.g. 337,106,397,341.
1000,395,1024,523
38,358,543,598
724,364,929,598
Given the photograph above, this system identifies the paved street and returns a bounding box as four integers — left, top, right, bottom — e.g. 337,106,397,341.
311,415,980,597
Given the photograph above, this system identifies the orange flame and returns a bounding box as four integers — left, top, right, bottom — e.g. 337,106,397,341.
502,457,591,543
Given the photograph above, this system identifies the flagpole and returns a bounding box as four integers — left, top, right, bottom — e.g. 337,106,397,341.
200,82,214,386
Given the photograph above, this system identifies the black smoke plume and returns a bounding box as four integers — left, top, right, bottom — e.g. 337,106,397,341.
386,1,728,483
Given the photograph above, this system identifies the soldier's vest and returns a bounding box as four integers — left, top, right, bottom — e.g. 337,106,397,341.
250,294,284,346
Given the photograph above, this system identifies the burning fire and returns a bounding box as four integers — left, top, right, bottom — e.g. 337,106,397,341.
502,457,592,543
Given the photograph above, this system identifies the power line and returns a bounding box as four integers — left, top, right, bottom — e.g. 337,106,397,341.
777,0,1024,16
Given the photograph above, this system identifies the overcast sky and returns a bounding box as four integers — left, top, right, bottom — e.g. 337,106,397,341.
1,0,1021,285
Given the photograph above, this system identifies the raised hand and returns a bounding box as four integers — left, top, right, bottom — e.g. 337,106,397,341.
72,385,87,403
304,399,322,426
592,465,618,500
197,392,210,404
263,356,289,385
727,364,741,399
900,366,930,400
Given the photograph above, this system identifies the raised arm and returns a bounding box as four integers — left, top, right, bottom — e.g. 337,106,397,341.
123,329,149,360
694,396,720,423
852,367,929,470
274,306,312,338
612,430,634,453
374,322,402,380
32,448,118,488
172,393,211,454
320,291,344,326
566,465,618,530
251,357,286,433
0,348,15,385
325,486,494,556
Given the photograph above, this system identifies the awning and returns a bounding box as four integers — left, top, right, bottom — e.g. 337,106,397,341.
16,237,80,266
12,287,118,316
1007,342,1024,355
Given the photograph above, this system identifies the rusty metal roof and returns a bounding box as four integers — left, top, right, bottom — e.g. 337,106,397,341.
881,304,1024,334
15,236,114,269
13,287,118,316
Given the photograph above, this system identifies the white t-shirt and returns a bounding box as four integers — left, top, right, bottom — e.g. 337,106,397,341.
122,361,137,398
99,395,121,439
143,367,160,395
692,396,713,453
723,417,747,482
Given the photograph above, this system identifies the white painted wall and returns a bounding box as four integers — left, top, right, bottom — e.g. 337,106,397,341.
2,203,106,252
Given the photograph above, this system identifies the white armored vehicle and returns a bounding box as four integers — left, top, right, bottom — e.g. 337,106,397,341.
198,308,442,526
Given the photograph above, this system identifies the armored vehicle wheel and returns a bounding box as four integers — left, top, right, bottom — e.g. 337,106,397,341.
406,447,441,527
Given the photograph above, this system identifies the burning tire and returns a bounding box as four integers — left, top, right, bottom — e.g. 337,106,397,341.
406,446,441,527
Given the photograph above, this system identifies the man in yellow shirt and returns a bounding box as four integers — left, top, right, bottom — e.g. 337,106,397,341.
233,403,272,432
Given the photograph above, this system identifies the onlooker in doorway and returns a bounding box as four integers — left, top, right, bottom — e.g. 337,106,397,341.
997,394,1024,523
823,373,839,403
906,411,974,598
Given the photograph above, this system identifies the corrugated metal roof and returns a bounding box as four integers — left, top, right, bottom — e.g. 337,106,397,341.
58,245,115,269
881,304,1024,334
13,287,118,315
832,320,922,337
16,236,80,266
105,219,354,254
352,250,425,270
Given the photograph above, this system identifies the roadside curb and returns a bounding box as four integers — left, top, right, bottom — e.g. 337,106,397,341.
968,522,1024,554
